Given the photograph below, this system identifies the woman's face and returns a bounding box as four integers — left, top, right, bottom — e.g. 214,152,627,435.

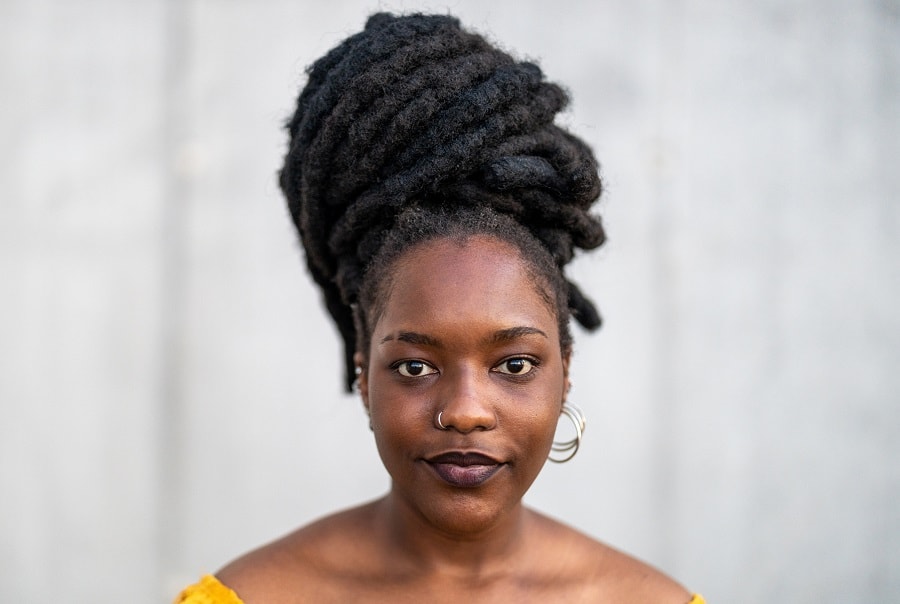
357,235,570,534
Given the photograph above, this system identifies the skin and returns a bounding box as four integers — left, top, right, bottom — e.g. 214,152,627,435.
218,235,692,603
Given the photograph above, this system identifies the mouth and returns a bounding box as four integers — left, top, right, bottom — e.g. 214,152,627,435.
425,452,504,488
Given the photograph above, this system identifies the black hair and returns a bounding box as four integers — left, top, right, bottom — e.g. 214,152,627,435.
354,203,571,365
279,12,606,391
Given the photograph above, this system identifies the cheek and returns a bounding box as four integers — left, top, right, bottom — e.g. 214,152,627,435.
370,409,408,475
532,404,563,446
505,388,562,446
369,388,429,454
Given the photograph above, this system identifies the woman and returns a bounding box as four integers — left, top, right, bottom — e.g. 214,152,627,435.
176,13,703,603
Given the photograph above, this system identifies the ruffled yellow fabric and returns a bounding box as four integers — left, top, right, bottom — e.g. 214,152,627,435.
174,575,242,604
175,574,705,603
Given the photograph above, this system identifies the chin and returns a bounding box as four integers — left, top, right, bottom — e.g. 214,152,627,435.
414,487,524,536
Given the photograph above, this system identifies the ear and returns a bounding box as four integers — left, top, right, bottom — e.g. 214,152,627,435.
561,348,572,404
353,351,369,410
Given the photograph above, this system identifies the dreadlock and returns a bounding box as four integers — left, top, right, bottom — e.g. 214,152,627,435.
279,12,606,391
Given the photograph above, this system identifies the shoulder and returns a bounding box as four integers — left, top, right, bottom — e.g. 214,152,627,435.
216,503,379,604
526,510,694,604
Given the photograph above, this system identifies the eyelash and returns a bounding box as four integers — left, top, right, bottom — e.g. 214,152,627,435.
492,356,541,377
391,359,438,378
390,356,541,379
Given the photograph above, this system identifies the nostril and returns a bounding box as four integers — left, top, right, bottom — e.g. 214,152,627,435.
435,411,449,430
436,401,497,433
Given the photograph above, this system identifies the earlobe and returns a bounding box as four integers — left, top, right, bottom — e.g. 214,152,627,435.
353,351,369,408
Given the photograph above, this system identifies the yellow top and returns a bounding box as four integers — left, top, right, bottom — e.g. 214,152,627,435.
175,574,705,603
175,575,243,604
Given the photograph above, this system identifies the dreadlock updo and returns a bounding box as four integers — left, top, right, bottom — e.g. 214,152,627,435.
279,12,607,391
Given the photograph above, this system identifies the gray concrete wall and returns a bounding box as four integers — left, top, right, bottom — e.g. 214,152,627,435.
2,1,897,602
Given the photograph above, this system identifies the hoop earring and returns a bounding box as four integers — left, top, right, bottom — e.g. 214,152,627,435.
548,403,586,463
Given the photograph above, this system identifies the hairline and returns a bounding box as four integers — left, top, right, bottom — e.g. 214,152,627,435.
356,233,568,362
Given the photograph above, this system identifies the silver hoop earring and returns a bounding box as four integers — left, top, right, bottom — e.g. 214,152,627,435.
436,410,449,430
548,403,586,463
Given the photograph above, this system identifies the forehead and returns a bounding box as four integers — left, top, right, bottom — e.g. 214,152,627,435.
375,235,558,338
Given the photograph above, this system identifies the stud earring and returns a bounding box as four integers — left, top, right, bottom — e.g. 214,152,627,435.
352,365,363,393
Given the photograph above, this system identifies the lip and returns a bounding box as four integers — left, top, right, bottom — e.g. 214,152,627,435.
425,452,504,488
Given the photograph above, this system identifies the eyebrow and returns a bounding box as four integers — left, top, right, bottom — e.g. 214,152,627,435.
380,331,442,347
485,326,548,344
379,326,547,347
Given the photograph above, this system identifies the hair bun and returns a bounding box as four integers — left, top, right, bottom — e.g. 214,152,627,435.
279,12,606,388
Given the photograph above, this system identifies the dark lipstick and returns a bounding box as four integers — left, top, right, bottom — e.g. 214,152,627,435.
426,452,503,488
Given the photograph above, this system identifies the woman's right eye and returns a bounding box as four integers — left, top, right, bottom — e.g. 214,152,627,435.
394,360,438,378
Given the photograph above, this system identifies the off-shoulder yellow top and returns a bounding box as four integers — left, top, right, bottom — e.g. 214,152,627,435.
175,574,705,603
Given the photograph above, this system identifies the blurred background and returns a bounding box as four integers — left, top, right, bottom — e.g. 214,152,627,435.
2,1,898,602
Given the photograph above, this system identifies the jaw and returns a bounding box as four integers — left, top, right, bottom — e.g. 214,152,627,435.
380,457,536,543
380,484,529,548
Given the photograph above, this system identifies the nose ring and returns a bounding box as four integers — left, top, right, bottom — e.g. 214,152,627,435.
435,410,449,430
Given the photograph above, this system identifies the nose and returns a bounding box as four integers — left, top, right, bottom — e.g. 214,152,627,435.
436,367,497,433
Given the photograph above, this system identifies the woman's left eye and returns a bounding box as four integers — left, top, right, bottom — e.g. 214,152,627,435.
493,357,537,375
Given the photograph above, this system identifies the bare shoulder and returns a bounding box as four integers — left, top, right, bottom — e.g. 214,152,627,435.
527,510,694,604
216,502,379,603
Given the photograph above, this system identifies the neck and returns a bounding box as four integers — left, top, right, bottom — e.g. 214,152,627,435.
374,490,532,578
